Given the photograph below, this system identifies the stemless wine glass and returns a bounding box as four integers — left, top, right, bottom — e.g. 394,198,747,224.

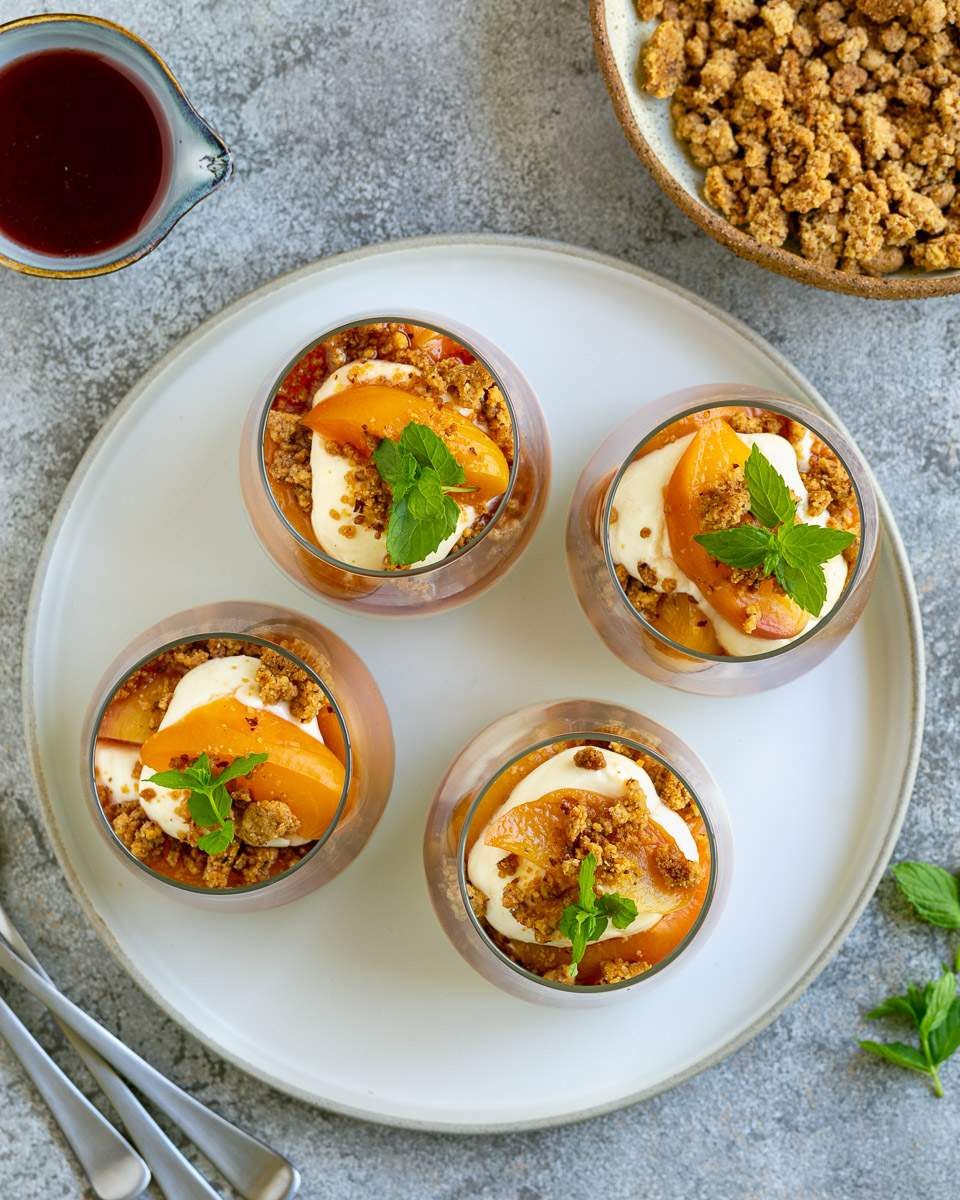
83,601,394,910
566,385,879,696
424,699,732,1008
239,313,551,615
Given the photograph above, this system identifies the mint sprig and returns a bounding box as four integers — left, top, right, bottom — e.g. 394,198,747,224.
860,961,960,1097
556,853,638,979
372,422,476,566
143,751,268,856
693,444,855,617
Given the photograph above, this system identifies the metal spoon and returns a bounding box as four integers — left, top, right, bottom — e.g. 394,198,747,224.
0,932,300,1200
0,902,225,1200
0,992,150,1200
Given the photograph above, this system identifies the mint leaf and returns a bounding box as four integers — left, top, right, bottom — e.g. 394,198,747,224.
779,522,856,568
744,444,796,529
867,994,923,1026
190,752,212,785
400,422,465,487
372,438,418,499
929,998,960,1065
892,862,960,929
596,892,639,930
198,820,235,856
694,525,774,569
859,1040,931,1074
775,557,827,617
187,790,222,830
921,970,957,1041
577,852,598,909
386,483,460,566
141,768,197,790
215,752,269,786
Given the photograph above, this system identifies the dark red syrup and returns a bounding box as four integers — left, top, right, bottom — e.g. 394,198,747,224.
0,49,170,257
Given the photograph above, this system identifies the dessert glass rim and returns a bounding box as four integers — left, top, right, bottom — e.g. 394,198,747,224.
256,313,523,579
87,629,353,896
602,397,870,666
455,724,719,994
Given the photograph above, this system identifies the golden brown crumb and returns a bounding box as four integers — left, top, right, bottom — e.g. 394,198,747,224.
497,852,520,878
699,465,750,531
654,843,701,889
112,806,164,860
238,800,301,846
638,0,960,274
597,958,651,984
574,747,606,770
255,648,323,722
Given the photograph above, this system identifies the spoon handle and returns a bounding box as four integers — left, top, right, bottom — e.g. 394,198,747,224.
0,993,150,1200
0,935,299,1200
0,915,223,1200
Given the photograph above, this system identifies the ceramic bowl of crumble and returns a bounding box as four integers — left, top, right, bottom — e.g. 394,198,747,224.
592,0,960,298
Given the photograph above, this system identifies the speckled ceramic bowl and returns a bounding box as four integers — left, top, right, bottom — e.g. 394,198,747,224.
0,13,232,278
591,0,960,300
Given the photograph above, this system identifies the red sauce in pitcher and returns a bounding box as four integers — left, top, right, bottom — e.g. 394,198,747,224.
0,49,170,256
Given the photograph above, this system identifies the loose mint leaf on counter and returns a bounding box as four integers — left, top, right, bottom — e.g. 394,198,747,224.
892,862,960,929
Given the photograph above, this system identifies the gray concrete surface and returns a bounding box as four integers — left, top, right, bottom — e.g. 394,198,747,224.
0,1,957,1196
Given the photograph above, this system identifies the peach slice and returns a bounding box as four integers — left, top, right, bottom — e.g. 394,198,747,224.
301,383,509,502
651,593,724,657
408,325,475,364
638,407,751,458
664,419,806,640
141,696,345,841
484,789,686,915
99,671,181,744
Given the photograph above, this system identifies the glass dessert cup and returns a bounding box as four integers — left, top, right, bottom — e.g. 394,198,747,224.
239,313,551,616
424,700,732,1008
83,601,394,910
566,385,880,697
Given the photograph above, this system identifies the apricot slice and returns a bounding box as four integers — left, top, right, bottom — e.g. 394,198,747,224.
408,325,475,364
301,383,509,502
638,407,751,458
99,671,182,744
651,593,724,657
664,419,807,640
141,696,346,841
484,789,687,915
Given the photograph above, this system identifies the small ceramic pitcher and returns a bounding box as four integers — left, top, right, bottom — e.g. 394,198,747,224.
0,13,233,278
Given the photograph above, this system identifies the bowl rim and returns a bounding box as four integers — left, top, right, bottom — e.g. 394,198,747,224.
589,0,960,301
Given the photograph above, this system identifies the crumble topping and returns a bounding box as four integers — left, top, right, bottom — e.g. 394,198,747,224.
237,798,301,846
574,746,607,770
637,0,960,275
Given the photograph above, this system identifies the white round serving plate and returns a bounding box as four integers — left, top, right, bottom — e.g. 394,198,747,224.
24,236,923,1132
